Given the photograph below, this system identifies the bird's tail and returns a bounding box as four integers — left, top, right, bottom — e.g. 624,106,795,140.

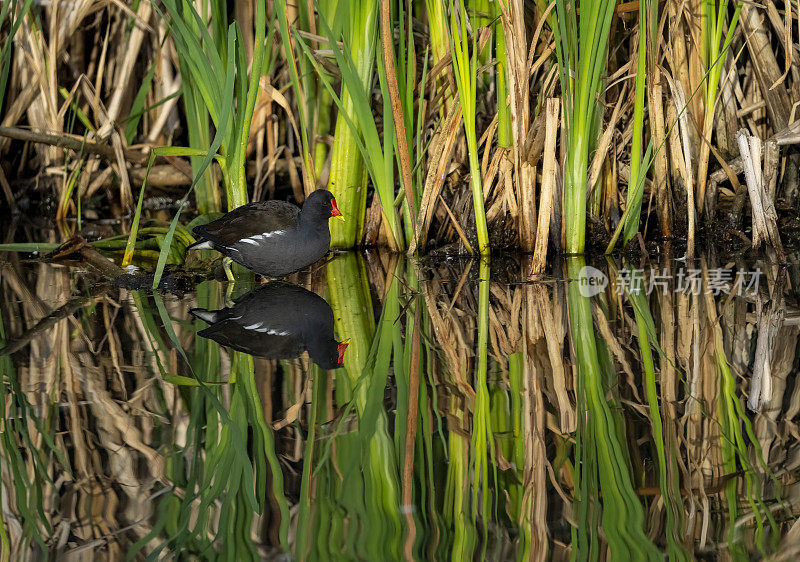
187,224,213,251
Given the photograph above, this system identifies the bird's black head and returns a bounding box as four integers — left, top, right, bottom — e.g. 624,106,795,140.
311,338,349,370
302,189,345,223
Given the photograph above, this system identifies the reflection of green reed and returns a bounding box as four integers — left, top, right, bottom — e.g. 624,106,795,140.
621,264,689,560
566,257,660,561
5,253,795,559
471,259,494,524
490,352,532,560
438,258,494,560
409,266,446,559
128,284,289,560
298,253,403,560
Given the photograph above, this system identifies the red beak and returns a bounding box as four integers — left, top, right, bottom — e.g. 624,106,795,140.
336,339,350,365
331,198,345,221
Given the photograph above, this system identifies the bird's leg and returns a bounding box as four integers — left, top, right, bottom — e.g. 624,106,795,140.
223,256,234,281
223,257,235,306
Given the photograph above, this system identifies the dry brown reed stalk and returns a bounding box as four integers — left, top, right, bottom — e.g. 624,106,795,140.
3,1,150,211
408,101,463,254
529,280,573,433
495,0,539,252
530,98,559,275
736,128,785,261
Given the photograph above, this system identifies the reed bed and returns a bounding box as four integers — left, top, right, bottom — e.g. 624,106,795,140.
3,0,800,559
1,1,799,261
2,242,800,558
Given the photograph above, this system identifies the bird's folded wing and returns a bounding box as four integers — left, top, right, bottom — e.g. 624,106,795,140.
195,201,299,248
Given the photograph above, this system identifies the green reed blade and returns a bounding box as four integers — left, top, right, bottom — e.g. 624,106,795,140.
275,0,317,190
471,258,494,522
494,1,511,148
0,243,59,253
323,254,404,557
0,0,34,117
621,4,648,247
227,0,266,208
296,6,404,249
148,29,235,288
445,1,489,255
555,0,616,254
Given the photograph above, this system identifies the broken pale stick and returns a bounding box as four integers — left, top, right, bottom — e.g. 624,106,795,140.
735,129,785,261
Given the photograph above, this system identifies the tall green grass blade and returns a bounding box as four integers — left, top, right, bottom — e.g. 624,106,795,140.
424,0,450,118
697,0,743,210
494,2,511,148
318,1,380,248
227,0,266,208
148,29,235,288
125,61,157,144
555,0,616,253
297,6,404,249
621,5,649,247
0,0,34,116
275,0,317,191
182,67,220,214
445,1,489,255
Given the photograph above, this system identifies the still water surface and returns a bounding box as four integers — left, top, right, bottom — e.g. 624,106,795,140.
1,248,799,560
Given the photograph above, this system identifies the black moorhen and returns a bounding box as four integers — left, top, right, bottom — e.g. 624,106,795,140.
190,281,349,369
188,189,344,277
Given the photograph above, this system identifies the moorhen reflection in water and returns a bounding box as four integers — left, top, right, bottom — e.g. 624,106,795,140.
190,281,348,369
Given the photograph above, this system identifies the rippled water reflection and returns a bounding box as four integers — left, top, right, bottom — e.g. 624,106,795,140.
1,248,799,560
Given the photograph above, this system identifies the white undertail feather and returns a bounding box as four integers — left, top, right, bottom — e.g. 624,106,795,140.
190,309,218,323
191,240,213,250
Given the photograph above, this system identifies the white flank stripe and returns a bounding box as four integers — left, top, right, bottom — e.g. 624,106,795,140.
239,230,286,245
243,325,291,335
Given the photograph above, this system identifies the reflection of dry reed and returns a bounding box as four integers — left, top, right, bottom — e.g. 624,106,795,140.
415,253,800,557
1,258,167,558
2,250,800,558
415,258,568,560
